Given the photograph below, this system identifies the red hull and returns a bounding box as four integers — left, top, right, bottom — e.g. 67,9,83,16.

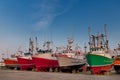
17,57,35,70
32,57,58,71
90,64,113,74
3,58,19,67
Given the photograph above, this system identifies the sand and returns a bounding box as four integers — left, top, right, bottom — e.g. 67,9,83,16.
0,69,119,80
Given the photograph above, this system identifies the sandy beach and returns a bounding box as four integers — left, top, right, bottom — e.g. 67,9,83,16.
0,68,119,80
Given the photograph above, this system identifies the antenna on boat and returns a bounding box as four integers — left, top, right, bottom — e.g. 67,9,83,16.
84,43,87,54
88,27,91,51
88,27,91,43
104,24,108,41
118,43,120,48
29,37,34,54
6,48,9,58
118,43,120,50
29,37,31,52
43,31,47,50
46,41,51,50
88,26,91,42
35,36,38,51
97,31,100,48
104,24,109,50
67,37,74,51
50,32,53,50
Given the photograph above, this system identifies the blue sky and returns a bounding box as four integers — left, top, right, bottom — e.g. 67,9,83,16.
0,0,120,58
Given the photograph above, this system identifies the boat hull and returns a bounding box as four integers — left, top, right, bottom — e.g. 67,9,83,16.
32,53,58,71
3,58,19,68
86,53,114,74
57,56,85,67
17,57,35,70
57,56,85,72
90,64,113,74
114,55,120,73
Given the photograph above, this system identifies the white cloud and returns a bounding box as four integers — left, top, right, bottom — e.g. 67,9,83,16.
34,15,54,31
32,0,75,31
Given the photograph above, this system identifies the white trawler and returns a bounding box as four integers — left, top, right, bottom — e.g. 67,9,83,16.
57,38,86,73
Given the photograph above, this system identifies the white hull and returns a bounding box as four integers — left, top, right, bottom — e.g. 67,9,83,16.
57,56,85,67
32,53,57,60
17,56,32,60
91,51,112,58
0,62,5,66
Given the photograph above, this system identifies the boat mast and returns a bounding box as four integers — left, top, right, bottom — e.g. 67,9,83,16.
46,41,51,50
29,37,31,52
67,37,74,51
88,27,91,51
117,43,120,51
35,37,38,51
92,35,96,48
97,32,101,48
88,25,109,52
118,43,120,48
29,37,34,54
104,24,109,51
84,43,87,54
50,32,53,51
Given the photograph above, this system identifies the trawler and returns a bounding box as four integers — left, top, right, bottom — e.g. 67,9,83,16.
17,38,35,70
86,25,114,74
3,52,21,69
32,40,58,72
57,38,86,73
114,44,120,73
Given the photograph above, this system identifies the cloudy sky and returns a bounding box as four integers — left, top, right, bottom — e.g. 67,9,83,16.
0,0,120,58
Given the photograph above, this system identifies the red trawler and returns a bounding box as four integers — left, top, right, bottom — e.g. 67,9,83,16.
17,53,35,70
3,53,20,69
32,41,59,71
17,38,35,70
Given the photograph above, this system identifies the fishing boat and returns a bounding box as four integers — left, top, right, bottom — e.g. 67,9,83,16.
0,61,5,67
32,41,59,71
17,38,35,70
57,38,86,73
114,44,120,73
17,52,35,70
86,25,114,74
3,53,20,69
